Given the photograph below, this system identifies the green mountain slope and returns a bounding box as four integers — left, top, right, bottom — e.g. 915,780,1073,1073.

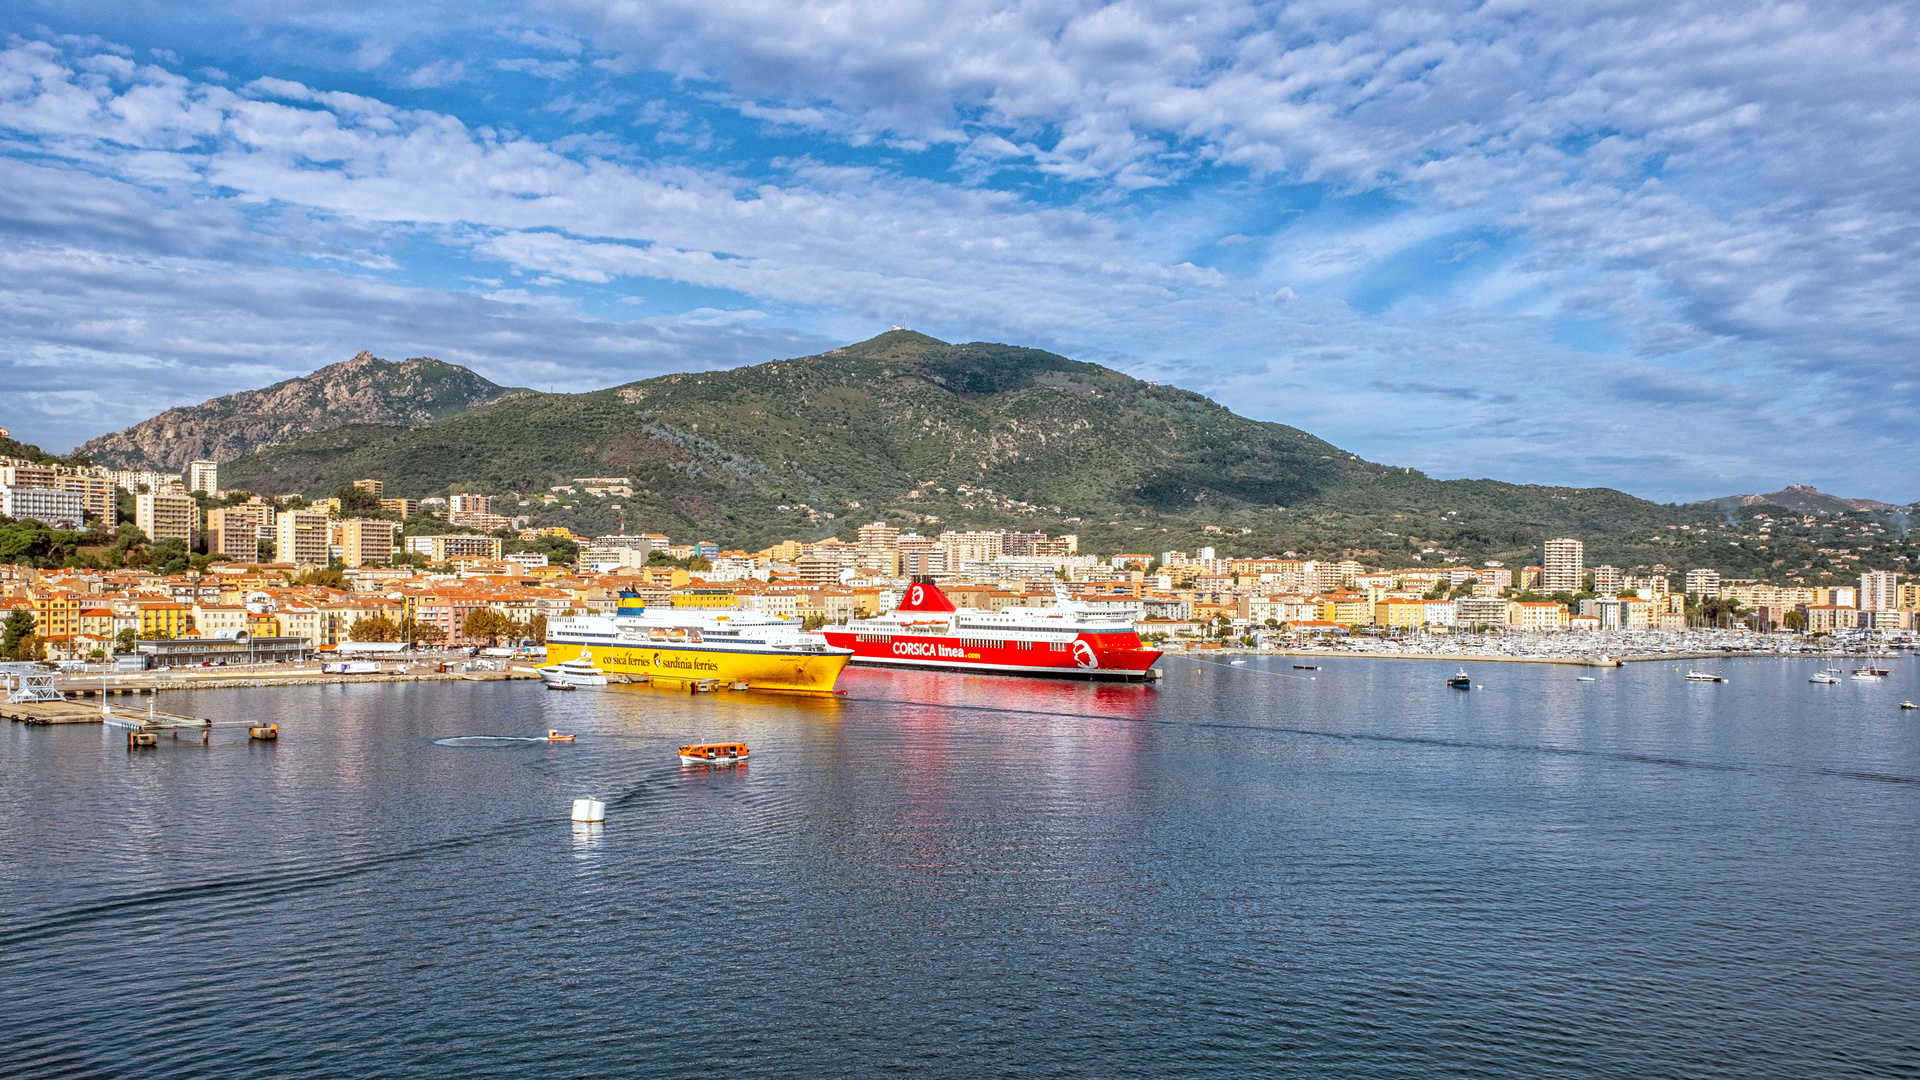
216,332,1913,580
78,352,521,471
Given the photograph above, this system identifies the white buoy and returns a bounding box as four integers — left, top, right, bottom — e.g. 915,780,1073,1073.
571,798,605,823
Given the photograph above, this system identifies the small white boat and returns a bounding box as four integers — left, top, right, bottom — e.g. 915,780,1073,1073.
1685,671,1725,683
1899,701,1916,711
1809,669,1841,684
1576,676,1596,682
1228,659,1247,666
538,658,608,689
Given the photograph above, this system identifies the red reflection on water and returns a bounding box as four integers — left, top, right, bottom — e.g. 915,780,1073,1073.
836,665,1162,725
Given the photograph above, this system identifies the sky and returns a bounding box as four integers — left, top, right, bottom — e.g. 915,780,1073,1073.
1,1,1915,503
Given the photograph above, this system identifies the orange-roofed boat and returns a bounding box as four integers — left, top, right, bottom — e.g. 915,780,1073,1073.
545,730,575,743
678,742,748,765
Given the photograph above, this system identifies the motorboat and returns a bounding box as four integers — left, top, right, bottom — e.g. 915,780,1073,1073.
544,730,575,742
1900,701,1917,710
679,742,748,766
1228,659,1248,666
1576,676,1596,682
1685,671,1725,683
1293,665,1320,670
1809,669,1842,684
538,658,608,689
1446,670,1471,689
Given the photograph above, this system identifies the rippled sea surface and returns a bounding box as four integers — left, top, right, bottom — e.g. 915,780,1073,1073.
4,656,1918,1078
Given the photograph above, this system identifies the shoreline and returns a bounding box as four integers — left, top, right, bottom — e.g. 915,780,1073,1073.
1183,647,1899,667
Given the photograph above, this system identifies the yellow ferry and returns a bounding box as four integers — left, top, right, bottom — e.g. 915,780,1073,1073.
543,591,851,694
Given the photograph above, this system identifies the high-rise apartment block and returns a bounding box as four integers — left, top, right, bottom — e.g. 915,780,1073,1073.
352,478,385,499
1860,570,1899,612
1543,538,1584,593
187,460,219,494
206,506,265,562
1591,565,1623,597
1684,568,1722,598
135,490,196,543
337,518,400,568
275,509,330,566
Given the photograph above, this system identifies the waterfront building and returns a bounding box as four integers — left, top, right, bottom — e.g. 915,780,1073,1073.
1859,570,1898,612
1684,568,1722,598
134,490,196,543
187,460,219,495
0,485,85,530
136,601,191,639
1455,595,1512,628
1543,538,1584,593
1514,601,1571,630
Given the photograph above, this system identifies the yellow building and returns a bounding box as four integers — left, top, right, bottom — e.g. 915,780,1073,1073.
1319,592,1375,626
190,603,250,638
671,589,739,609
137,602,191,639
1512,602,1570,631
1372,597,1428,628
206,506,264,563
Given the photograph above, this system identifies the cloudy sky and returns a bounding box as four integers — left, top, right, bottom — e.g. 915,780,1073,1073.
2,1,1915,502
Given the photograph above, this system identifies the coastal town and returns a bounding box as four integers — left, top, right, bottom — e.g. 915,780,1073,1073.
1,453,1911,668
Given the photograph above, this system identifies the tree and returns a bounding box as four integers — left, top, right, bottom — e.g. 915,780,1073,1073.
350,614,402,643
462,609,516,646
1783,609,1806,632
2,609,34,660
294,567,348,590
528,614,548,643
115,628,137,653
331,484,386,519
409,622,446,647
16,633,45,661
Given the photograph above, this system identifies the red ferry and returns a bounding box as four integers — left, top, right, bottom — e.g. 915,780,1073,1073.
822,580,1163,681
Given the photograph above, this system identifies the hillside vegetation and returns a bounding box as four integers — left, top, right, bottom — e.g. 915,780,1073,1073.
212,331,1916,580
79,352,521,470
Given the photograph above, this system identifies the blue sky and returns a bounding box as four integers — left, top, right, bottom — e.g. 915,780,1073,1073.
2,1,1916,503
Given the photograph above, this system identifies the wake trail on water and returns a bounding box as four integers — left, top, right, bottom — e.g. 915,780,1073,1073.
0,762,689,952
842,693,1920,788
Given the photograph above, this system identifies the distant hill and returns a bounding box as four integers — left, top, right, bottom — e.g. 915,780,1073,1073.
77,352,519,471
88,331,1914,579
1695,484,1901,516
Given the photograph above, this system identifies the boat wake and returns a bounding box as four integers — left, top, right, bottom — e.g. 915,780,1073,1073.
434,735,552,746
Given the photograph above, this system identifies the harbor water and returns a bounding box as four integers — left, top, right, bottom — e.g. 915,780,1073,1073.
2,656,1916,1078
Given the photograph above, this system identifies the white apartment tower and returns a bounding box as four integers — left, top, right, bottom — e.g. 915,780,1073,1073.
1860,570,1899,612
1684,568,1722,598
1542,538,1584,594
187,460,219,495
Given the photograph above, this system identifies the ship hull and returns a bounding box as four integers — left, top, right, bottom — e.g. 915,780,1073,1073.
821,632,1162,682
544,639,850,694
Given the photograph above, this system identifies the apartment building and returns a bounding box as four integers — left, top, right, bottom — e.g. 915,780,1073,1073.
338,518,401,568
276,509,331,566
1543,538,1584,593
187,460,219,494
1591,565,1623,597
135,491,196,543
352,478,385,499
1860,570,1899,612
406,534,504,562
206,506,264,562
1684,568,1722,598
1,485,85,529
56,474,116,521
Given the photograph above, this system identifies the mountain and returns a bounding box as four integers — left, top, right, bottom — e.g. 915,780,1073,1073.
1695,485,1902,516
200,330,1917,579
77,352,519,471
